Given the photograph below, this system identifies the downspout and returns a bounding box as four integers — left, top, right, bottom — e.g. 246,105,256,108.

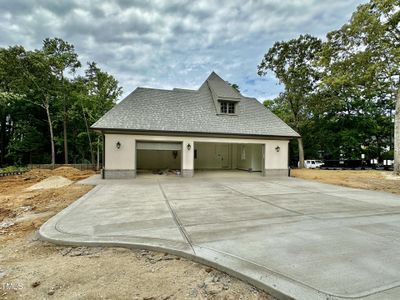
102,132,105,179
288,140,291,177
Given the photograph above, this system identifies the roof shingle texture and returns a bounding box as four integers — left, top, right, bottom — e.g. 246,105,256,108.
91,72,300,138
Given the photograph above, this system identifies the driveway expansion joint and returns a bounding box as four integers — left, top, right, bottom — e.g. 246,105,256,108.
157,180,196,255
39,174,400,300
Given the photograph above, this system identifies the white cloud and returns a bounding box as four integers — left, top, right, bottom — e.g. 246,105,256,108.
0,0,365,100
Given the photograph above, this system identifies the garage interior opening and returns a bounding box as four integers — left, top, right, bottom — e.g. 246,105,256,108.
194,142,263,172
136,142,182,175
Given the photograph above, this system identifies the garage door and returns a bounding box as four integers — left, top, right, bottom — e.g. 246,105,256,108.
136,142,181,151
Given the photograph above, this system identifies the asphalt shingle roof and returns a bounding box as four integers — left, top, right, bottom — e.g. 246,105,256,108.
91,72,300,138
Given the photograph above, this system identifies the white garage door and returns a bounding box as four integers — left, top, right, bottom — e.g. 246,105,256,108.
136,142,181,151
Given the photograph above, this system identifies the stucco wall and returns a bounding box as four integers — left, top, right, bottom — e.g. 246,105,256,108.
264,140,289,169
104,134,136,170
104,133,289,177
182,140,194,175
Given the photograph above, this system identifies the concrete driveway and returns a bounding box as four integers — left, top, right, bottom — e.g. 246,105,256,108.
40,172,400,300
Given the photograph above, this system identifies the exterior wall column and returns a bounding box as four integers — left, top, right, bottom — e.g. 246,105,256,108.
263,140,289,177
103,134,136,179
182,140,194,177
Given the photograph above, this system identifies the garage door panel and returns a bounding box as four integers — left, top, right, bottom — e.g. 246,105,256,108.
136,142,181,151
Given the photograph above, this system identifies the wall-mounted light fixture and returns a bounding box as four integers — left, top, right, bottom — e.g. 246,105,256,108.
275,146,280,152
116,141,121,149
187,143,192,150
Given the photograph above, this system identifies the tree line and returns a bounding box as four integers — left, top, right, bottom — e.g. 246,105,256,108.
0,38,122,167
258,0,399,174
1,0,398,174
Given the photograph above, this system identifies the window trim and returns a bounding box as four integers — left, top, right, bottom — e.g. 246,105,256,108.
220,101,236,115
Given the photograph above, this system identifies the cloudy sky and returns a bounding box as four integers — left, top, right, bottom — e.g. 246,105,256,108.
1,0,365,100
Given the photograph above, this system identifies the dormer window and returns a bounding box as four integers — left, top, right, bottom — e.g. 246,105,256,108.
220,101,235,114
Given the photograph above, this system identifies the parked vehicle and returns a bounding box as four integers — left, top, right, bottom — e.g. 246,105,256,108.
303,160,324,169
320,159,371,170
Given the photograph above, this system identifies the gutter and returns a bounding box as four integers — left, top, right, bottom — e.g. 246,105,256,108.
90,127,301,140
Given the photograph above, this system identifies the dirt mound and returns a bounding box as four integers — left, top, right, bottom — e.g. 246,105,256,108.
27,176,73,191
54,167,95,181
51,167,90,179
0,167,96,223
19,167,96,182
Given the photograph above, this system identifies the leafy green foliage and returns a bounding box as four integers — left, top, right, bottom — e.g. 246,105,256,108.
258,34,323,166
0,166,28,174
229,82,240,92
260,0,399,166
7,121,44,164
0,38,122,167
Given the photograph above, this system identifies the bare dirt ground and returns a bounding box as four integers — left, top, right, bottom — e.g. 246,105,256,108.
0,167,273,300
292,169,400,195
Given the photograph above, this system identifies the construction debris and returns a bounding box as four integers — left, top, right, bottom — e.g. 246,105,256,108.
151,169,181,176
0,219,15,229
59,247,102,257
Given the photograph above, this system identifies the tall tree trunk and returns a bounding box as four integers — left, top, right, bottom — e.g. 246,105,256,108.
394,88,400,175
44,101,55,166
62,76,68,164
298,138,305,168
81,103,94,164
63,116,68,164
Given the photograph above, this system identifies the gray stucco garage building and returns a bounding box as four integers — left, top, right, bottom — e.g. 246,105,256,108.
91,72,299,178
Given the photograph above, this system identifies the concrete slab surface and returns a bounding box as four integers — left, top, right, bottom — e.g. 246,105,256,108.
39,172,400,300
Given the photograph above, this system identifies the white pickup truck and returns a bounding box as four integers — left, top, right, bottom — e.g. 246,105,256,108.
303,160,324,169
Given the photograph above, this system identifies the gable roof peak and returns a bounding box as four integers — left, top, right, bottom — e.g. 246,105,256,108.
206,71,221,80
203,71,241,101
